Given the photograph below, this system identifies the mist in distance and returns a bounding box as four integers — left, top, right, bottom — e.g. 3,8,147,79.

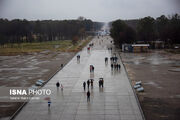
0,0,179,22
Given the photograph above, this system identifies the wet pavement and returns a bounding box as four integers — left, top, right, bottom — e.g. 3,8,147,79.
121,50,180,120
13,36,144,120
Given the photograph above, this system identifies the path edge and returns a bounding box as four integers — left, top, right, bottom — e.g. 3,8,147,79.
118,52,146,120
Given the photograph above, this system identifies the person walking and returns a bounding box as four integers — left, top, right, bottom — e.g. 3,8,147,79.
116,64,118,70
60,84,63,91
105,57,108,63
90,79,94,88
114,56,118,62
118,64,121,69
90,65,92,72
114,64,116,69
83,81,86,91
87,91,90,102
92,66,94,72
61,64,63,68
112,57,114,62
56,82,60,88
110,57,112,62
99,80,101,88
48,100,51,108
111,64,113,70
102,79,104,88
77,55,80,61
87,80,90,89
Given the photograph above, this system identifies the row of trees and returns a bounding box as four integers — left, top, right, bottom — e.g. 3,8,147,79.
138,14,180,45
110,14,180,48
0,18,103,46
110,20,136,46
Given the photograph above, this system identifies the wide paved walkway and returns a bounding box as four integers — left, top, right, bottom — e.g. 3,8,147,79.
13,36,144,120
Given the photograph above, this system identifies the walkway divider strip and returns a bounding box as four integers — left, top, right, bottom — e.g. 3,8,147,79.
118,52,146,120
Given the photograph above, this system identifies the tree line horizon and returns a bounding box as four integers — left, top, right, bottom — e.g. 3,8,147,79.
0,14,179,48
0,17,103,47
110,13,180,48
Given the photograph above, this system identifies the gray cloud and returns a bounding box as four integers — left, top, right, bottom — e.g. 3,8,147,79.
0,0,179,22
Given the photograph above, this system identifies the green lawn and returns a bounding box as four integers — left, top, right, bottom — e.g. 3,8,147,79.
0,37,92,55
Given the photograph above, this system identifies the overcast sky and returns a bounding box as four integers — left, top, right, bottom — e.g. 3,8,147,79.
0,0,179,22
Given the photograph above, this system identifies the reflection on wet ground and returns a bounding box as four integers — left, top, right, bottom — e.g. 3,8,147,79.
121,50,180,120
13,36,144,120
0,51,76,118
121,51,180,67
0,52,76,87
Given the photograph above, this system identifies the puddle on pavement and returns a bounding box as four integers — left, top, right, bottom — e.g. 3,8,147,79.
134,60,140,65
144,81,161,88
147,54,172,65
122,52,179,66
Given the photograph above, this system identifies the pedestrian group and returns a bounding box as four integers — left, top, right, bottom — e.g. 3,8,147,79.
49,40,121,107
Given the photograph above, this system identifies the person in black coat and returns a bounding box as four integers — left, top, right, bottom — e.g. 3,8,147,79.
111,64,113,70
87,91,90,102
90,79,94,88
118,64,121,69
56,82,60,88
87,80,90,89
83,82,86,91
